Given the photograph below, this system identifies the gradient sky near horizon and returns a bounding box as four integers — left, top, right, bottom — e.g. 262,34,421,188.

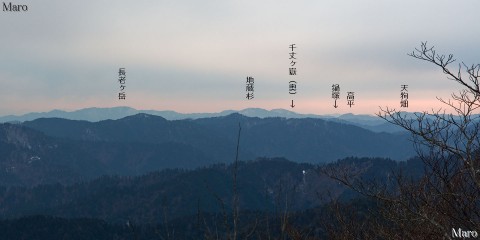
1,0,479,116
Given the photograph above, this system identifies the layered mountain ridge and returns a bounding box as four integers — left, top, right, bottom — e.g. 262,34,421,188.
0,112,415,186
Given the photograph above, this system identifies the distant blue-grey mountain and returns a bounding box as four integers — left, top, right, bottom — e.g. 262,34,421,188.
0,107,410,133
0,107,334,122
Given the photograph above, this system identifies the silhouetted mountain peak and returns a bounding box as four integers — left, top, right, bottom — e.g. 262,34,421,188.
118,113,167,122
222,112,251,120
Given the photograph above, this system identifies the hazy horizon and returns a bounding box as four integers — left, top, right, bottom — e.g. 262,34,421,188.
0,106,359,118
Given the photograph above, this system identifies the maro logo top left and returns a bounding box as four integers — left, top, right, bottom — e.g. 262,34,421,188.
3,2,28,12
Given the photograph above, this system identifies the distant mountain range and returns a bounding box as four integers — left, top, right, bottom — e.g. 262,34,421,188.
0,107,333,122
0,113,416,186
0,107,406,133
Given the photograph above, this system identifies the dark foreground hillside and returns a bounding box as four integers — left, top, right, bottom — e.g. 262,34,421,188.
0,199,376,240
0,157,424,239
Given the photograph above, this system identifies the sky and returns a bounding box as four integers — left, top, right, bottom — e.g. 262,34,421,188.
1,0,479,116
